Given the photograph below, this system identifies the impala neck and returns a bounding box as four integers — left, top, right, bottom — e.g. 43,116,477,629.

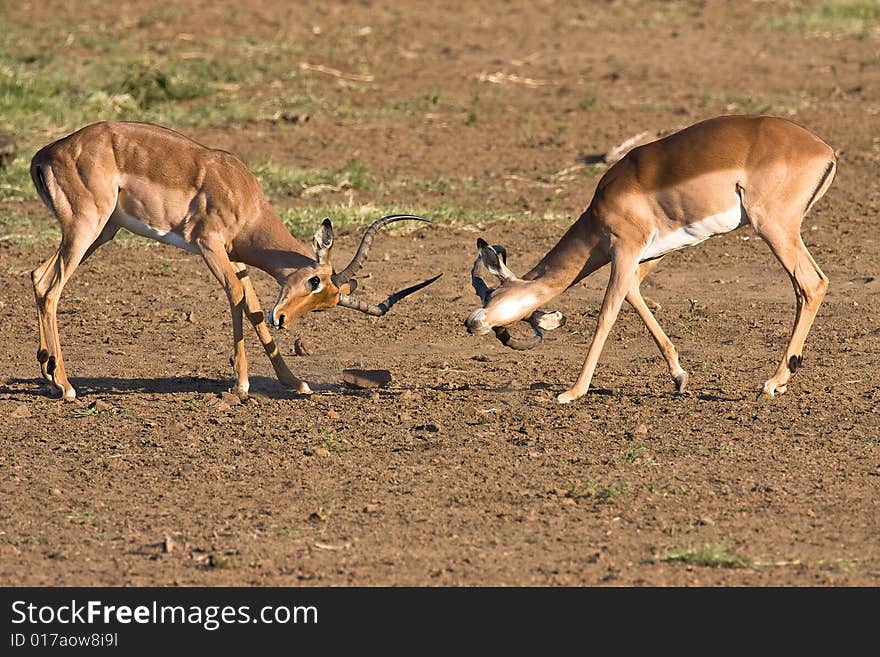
234,206,316,282
521,212,603,295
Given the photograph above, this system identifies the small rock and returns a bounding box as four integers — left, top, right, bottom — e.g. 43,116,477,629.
185,311,196,323
363,503,380,514
313,447,331,458
219,391,242,407
698,516,715,526
280,112,309,124
89,399,113,412
163,536,177,553
50,487,63,497
11,404,30,419
0,544,21,556
370,391,380,402
327,408,340,419
400,389,413,400
629,423,648,436
342,368,392,389
471,355,490,362
294,338,310,356
529,381,552,390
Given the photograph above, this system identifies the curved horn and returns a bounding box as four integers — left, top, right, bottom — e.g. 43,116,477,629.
338,273,443,317
492,322,543,350
332,214,431,286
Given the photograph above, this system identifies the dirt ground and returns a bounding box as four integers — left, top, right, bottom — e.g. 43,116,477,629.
1,1,879,586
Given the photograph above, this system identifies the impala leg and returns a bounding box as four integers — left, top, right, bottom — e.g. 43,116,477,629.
198,242,250,400
231,262,311,394
32,222,114,399
558,250,639,404
626,259,688,393
757,230,828,397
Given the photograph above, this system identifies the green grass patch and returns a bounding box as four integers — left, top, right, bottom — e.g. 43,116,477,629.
661,544,753,569
762,1,880,36
0,534,49,546
253,158,374,201
278,202,518,239
0,209,58,247
0,157,35,202
564,479,629,503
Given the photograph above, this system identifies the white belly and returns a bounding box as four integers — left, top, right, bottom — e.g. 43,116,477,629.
640,198,746,261
111,207,198,253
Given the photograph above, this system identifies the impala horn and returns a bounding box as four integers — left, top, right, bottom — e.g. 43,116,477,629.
470,239,544,350
333,214,442,316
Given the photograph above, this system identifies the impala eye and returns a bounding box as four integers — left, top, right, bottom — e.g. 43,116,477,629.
308,276,321,291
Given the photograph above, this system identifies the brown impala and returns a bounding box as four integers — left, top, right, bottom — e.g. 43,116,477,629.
466,115,836,404
30,121,440,400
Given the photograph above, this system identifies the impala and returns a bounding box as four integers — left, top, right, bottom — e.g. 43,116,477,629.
466,115,836,404
30,121,440,400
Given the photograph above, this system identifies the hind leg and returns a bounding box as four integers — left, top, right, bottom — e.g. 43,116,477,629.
33,222,115,399
626,258,689,393
760,236,827,397
752,219,828,397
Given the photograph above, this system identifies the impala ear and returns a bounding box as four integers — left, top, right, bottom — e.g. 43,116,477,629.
477,238,516,283
530,310,566,331
313,218,334,264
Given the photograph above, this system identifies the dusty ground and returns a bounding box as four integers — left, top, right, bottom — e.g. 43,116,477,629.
1,0,878,585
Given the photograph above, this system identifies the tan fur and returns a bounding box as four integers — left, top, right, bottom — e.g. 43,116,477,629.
467,115,836,404
30,121,347,399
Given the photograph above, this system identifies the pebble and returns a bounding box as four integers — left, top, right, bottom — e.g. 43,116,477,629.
163,536,177,553
11,405,30,419
220,391,242,407
363,504,380,514
629,423,648,436
294,338,310,356
313,447,331,458
50,488,63,497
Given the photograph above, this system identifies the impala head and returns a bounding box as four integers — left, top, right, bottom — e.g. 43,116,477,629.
465,238,565,350
270,214,440,329
269,219,354,329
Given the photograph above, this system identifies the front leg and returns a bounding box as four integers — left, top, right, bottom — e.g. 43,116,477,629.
231,262,311,394
558,247,640,404
198,240,250,399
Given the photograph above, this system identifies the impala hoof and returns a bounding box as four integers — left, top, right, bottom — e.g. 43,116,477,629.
557,389,580,404
673,370,689,394
296,381,313,395
760,381,787,399
62,387,77,401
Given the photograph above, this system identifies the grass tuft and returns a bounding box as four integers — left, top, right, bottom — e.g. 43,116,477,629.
763,1,880,36
661,544,753,569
